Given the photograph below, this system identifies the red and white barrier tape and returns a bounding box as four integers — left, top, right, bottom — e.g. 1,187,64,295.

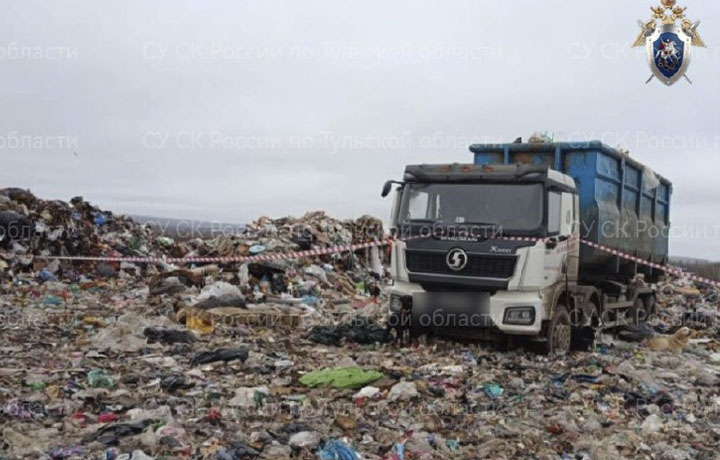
497,234,720,288
440,233,720,289
38,234,427,265
35,233,720,288
579,239,720,289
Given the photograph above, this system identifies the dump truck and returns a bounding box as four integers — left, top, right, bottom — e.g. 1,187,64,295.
381,141,672,353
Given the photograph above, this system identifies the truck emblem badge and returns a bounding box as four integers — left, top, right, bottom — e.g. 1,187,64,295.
633,0,706,85
446,248,468,271
489,245,512,254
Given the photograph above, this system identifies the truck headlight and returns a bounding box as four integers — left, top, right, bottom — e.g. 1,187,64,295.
503,307,535,325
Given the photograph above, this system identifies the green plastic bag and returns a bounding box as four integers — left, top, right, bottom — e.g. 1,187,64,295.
300,367,383,389
88,369,115,388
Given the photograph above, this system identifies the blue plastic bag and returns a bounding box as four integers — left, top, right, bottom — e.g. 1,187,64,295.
317,439,361,460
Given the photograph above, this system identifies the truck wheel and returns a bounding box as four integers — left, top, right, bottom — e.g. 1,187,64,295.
541,305,572,355
629,297,647,325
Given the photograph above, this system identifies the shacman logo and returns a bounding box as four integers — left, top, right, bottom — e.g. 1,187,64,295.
446,248,469,271
633,0,706,85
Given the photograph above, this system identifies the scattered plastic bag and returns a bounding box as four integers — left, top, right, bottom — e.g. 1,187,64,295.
317,439,362,460
300,367,384,389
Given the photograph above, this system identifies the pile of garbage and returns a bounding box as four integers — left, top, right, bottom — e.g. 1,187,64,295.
0,188,386,297
1,191,720,459
0,187,176,274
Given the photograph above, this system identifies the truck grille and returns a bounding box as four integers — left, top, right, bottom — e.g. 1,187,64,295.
406,251,517,278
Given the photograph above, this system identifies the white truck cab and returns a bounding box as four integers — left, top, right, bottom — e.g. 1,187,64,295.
383,163,584,352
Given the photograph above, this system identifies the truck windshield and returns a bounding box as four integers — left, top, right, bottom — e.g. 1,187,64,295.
399,183,544,233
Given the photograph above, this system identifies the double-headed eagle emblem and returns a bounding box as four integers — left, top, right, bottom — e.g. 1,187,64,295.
633,0,706,85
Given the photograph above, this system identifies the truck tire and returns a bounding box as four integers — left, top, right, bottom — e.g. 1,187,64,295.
540,304,572,355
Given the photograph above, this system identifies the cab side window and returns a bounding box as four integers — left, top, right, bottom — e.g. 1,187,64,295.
548,191,561,234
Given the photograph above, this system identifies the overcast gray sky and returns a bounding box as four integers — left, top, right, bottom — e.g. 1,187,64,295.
1,0,719,258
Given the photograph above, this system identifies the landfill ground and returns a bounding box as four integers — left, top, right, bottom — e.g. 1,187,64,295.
1,188,720,460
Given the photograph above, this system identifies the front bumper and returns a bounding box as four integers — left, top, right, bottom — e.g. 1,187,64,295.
388,281,544,335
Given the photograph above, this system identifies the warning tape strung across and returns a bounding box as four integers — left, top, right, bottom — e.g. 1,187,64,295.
498,234,720,289
38,234,428,265
579,239,720,289
446,233,720,289
36,233,720,288
495,234,720,288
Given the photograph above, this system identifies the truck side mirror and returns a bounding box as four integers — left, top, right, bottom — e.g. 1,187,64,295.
381,180,393,198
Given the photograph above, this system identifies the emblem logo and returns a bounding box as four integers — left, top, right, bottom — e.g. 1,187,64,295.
633,0,706,85
446,248,469,271
489,245,512,254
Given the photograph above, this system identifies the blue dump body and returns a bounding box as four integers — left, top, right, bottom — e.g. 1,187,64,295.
470,141,672,277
